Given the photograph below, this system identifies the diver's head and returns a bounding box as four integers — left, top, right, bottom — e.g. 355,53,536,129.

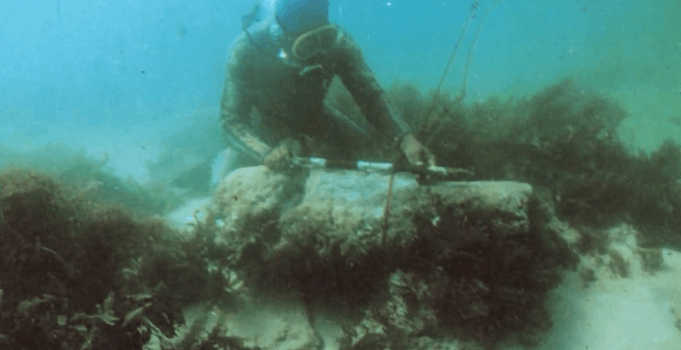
272,0,338,62
274,0,330,36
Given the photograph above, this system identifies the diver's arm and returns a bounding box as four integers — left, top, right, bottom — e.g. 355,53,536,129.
220,36,272,161
334,30,413,146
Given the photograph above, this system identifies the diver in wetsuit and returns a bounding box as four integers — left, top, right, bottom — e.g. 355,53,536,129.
218,0,435,174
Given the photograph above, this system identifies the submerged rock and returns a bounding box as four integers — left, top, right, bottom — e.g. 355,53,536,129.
211,165,576,348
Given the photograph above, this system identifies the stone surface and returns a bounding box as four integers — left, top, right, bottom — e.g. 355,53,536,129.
209,165,575,348
213,166,306,238
213,166,533,255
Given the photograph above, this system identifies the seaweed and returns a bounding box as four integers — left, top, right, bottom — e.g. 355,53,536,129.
2,72,680,349
370,79,681,249
399,198,576,348
322,77,681,346
0,169,244,350
0,144,178,215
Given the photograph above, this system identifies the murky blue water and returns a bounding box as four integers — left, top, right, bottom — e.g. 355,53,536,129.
1,1,680,349
2,0,679,179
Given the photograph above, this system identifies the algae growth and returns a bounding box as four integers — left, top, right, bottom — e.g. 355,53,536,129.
1,78,680,349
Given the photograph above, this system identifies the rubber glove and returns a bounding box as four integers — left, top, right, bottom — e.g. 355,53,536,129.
263,138,301,171
400,134,436,168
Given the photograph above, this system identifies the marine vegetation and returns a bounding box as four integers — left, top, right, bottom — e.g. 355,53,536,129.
0,169,247,349
316,78,681,347
384,79,681,250
328,76,681,251
0,78,680,349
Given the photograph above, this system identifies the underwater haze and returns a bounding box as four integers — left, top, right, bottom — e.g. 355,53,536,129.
2,1,681,350
2,0,680,181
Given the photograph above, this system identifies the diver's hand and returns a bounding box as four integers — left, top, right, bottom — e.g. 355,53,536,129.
400,134,436,168
263,139,301,171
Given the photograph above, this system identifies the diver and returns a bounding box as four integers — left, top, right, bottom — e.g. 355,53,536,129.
216,0,435,179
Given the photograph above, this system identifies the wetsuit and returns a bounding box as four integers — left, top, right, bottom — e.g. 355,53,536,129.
220,20,412,162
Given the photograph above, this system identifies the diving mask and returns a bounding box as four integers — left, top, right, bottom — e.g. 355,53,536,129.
290,24,339,61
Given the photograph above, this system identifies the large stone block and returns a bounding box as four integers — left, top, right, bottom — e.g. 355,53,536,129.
214,166,534,261
212,165,575,347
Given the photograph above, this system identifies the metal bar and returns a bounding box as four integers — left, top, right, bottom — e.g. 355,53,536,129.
293,157,475,181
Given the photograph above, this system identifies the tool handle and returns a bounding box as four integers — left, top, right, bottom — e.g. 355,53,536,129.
293,157,474,181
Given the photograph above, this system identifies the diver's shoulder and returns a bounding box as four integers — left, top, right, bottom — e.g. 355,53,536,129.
331,23,349,36
332,24,361,52
227,32,251,56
